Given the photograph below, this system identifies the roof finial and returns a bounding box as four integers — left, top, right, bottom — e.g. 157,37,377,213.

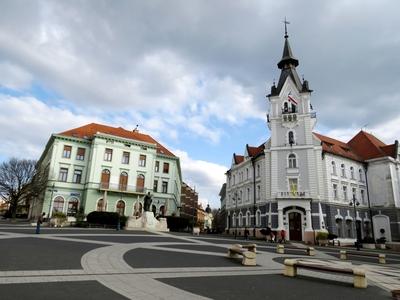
283,17,290,38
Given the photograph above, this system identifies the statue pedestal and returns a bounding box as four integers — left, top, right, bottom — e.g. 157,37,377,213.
125,211,169,232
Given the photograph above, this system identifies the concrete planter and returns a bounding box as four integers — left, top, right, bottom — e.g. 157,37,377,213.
192,227,200,236
318,239,328,246
50,218,66,227
362,243,376,249
376,244,386,250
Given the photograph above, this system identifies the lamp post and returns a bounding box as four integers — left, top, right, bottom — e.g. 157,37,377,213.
349,194,361,251
47,183,57,223
232,191,240,239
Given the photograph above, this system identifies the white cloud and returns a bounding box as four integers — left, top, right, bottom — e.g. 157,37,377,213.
0,62,32,90
0,95,99,158
174,149,227,209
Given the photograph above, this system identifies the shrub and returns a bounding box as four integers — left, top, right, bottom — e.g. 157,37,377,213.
316,231,329,240
376,237,386,244
87,211,120,226
166,216,190,232
327,232,338,240
52,211,67,222
362,236,375,243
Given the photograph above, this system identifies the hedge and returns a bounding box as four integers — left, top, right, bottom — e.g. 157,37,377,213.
86,211,127,227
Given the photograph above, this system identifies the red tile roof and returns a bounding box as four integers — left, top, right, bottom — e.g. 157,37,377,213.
58,123,175,157
314,131,397,162
347,131,397,161
247,144,265,157
233,154,244,164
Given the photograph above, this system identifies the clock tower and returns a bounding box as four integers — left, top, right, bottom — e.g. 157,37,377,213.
266,25,324,242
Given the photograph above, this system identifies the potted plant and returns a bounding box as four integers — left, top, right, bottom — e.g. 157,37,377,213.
316,231,329,246
361,236,376,249
50,212,67,227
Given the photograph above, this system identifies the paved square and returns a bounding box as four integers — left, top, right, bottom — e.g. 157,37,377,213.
0,225,398,299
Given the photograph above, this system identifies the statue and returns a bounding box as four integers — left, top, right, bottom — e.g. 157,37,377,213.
143,192,152,212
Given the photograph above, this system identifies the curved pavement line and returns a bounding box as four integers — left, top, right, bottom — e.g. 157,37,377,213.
81,243,211,300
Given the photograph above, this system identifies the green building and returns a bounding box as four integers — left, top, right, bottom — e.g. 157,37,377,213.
32,123,182,221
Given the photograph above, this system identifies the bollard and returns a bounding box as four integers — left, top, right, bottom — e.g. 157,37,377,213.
379,254,386,264
340,250,347,260
307,247,315,256
277,244,285,254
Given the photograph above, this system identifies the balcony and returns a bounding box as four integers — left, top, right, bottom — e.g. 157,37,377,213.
98,182,149,194
282,113,297,123
276,191,311,199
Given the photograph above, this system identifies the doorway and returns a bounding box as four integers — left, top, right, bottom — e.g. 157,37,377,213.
289,212,302,241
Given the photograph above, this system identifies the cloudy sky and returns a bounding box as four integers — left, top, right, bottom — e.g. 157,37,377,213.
1,0,399,208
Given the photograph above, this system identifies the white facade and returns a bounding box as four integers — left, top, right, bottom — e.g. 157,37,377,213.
224,34,400,242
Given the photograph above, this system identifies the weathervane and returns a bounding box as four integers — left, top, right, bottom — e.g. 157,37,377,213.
283,17,290,38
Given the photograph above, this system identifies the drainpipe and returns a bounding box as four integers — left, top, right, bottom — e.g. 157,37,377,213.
252,158,256,237
364,164,375,241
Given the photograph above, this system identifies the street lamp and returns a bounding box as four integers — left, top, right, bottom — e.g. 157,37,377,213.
47,183,57,223
349,195,361,251
232,191,240,239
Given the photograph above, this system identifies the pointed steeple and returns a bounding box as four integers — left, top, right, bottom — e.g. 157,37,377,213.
268,19,305,97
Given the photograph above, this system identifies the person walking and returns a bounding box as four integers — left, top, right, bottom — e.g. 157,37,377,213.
280,229,286,243
244,227,250,240
36,212,45,234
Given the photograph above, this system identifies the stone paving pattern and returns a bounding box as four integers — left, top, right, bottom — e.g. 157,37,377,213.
0,225,399,299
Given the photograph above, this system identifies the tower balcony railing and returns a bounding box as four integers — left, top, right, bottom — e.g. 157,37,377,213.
98,182,150,194
276,190,310,199
282,113,297,122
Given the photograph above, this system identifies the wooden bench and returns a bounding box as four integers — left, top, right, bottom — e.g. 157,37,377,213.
340,250,386,264
227,244,257,266
283,259,367,288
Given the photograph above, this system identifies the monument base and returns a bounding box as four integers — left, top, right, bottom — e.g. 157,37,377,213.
125,211,169,232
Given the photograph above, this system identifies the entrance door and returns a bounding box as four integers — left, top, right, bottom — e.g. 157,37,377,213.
289,212,302,241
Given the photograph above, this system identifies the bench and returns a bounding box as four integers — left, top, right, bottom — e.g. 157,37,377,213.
227,244,257,266
276,245,315,256
283,259,367,288
340,250,385,264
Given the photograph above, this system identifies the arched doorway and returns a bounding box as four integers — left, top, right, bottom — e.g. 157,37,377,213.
97,198,107,212
52,196,65,213
288,212,302,241
67,198,79,216
159,205,165,216
151,204,157,216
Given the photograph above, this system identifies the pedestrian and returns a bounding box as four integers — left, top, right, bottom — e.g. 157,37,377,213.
244,227,249,240
36,212,45,234
270,231,275,243
280,229,286,243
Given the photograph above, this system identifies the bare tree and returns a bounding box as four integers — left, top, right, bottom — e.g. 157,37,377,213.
0,158,48,219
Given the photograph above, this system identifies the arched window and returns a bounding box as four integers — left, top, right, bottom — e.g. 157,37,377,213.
247,188,250,202
288,131,295,145
256,210,261,226
288,153,297,168
331,161,337,175
283,102,289,112
359,169,363,182
119,172,128,191
238,212,243,227
341,164,346,177
246,168,249,179
136,174,145,192
246,211,251,226
232,213,236,227
159,205,166,216
97,198,107,212
67,197,79,216
151,205,157,216
52,196,64,213
350,167,354,179
239,190,243,202
116,200,125,216
257,164,260,177
101,169,110,189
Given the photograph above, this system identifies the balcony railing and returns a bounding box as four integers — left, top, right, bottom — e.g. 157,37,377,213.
276,191,310,199
98,182,149,194
282,113,297,122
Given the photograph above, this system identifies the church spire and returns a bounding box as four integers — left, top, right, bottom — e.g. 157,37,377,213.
268,19,305,96
277,18,299,69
